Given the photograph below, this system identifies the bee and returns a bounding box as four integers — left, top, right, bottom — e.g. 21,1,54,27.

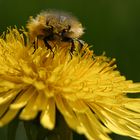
26,10,84,54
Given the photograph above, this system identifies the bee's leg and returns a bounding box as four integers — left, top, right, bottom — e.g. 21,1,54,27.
32,41,36,53
33,41,35,49
32,37,39,53
62,38,76,58
43,39,52,50
36,37,39,49
70,39,87,58
64,38,75,59
69,39,85,53
77,39,85,49
43,38,54,57
70,39,76,54
63,37,82,58
70,39,84,53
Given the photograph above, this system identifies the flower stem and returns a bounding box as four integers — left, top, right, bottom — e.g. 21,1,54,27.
24,121,34,140
7,118,19,140
47,112,73,140
24,111,73,140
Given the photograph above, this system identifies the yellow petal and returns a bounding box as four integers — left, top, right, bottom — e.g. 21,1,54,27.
55,94,74,117
0,109,19,127
0,100,12,117
0,89,20,104
33,91,47,111
124,83,140,93
68,99,88,113
40,98,55,130
19,93,38,120
64,113,84,134
77,113,99,140
10,87,36,109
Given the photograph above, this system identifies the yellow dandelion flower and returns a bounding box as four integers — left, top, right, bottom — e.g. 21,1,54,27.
0,28,140,140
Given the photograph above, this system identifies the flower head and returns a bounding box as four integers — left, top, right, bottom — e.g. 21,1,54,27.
0,28,140,140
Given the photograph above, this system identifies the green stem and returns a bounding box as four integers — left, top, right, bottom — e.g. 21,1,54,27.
47,112,73,140
7,118,19,140
24,111,73,140
24,121,34,140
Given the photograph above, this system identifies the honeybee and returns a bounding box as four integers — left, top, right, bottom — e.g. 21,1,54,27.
26,10,84,53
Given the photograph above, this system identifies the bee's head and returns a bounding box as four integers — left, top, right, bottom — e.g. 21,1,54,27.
44,14,71,36
43,10,84,39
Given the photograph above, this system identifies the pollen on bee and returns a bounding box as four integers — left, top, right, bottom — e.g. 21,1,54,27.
26,10,84,55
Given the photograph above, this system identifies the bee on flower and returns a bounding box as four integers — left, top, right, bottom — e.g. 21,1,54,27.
0,11,140,140
26,10,84,54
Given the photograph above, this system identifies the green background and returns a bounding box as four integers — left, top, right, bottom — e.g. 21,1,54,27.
0,0,140,139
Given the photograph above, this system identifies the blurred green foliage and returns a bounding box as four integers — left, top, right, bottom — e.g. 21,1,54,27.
0,0,140,139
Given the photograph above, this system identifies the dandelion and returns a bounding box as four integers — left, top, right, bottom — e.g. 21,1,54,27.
0,28,140,140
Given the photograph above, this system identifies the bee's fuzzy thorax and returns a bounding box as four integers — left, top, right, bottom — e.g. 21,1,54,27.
26,10,84,42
